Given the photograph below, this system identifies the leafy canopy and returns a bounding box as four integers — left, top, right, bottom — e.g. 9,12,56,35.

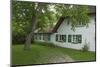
12,1,90,34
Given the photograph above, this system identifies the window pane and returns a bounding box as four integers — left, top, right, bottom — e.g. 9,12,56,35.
73,35,76,43
63,35,66,42
78,35,82,43
48,35,50,41
43,34,45,40
56,34,66,42
39,34,41,40
68,35,71,42
76,35,79,43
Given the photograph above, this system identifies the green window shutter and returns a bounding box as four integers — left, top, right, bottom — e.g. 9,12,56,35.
59,35,61,41
56,34,58,41
39,34,41,40
43,34,45,40
68,35,71,42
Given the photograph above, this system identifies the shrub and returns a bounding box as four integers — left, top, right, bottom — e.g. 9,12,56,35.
82,40,89,52
12,33,26,44
82,45,89,52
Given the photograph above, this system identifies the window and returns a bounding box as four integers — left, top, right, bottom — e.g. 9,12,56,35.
77,35,82,43
73,35,77,43
56,34,66,42
68,34,82,44
43,34,51,41
34,34,41,40
34,34,37,40
68,35,71,42
62,35,66,42
39,34,41,40
48,35,51,41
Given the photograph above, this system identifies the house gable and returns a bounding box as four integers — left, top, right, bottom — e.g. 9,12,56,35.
52,6,96,33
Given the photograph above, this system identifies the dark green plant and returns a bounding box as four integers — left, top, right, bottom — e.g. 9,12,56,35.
82,40,89,52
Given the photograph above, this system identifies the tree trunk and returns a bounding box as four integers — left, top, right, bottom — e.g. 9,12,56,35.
24,3,44,50
24,32,33,50
24,16,37,50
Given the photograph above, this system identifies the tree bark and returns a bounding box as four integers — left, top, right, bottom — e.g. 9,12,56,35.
24,15,37,50
24,3,43,50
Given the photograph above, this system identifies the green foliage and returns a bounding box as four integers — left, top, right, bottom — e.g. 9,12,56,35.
12,1,90,33
12,1,35,34
12,1,58,33
12,1,35,22
54,4,90,30
70,6,90,30
12,33,26,44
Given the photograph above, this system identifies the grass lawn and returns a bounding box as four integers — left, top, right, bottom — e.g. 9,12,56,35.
12,43,96,65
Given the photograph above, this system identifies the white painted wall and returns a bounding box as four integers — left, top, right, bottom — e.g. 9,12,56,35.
51,15,95,51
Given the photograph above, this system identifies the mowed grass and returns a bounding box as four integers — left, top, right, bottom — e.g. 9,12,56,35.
12,43,96,65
